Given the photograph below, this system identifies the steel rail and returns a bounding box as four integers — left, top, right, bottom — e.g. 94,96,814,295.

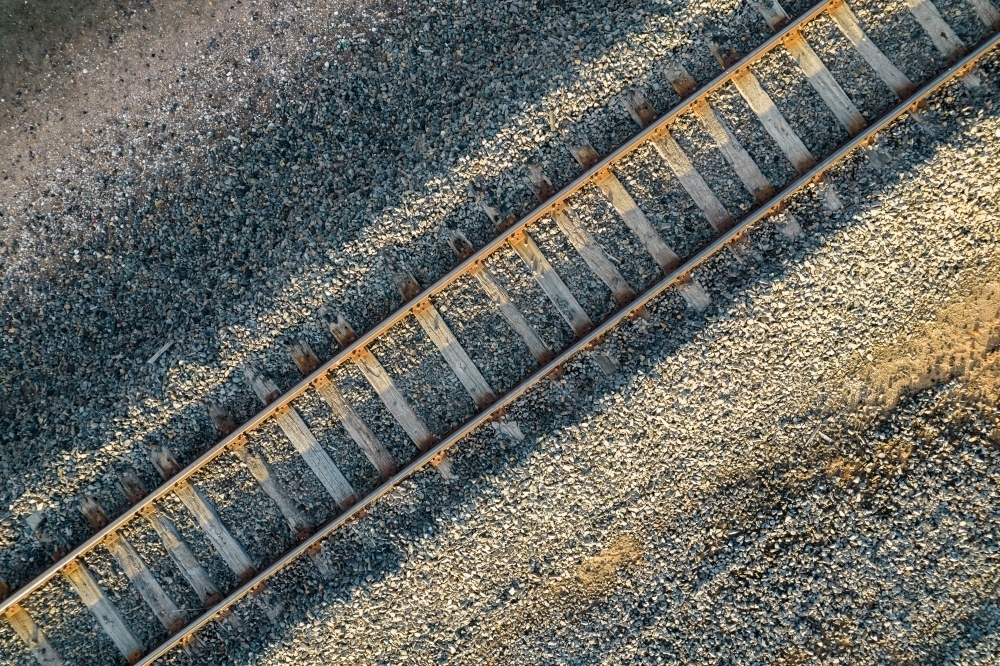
0,0,836,617
131,25,1000,666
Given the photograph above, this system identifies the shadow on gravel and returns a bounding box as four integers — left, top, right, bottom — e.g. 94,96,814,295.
0,0,233,101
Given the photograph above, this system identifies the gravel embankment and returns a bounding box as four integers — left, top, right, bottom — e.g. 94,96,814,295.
201,67,1000,665
2,0,780,592
1,0,998,663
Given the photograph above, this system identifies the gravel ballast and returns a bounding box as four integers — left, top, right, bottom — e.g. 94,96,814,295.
212,80,1000,665
1,0,999,663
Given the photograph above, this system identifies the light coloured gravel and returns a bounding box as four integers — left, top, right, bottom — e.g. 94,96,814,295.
1,0,999,663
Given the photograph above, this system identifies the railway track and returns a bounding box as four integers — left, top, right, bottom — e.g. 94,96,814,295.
3,0,999,663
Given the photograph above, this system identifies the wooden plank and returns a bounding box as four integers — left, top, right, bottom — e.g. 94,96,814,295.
507,229,595,337
740,3,846,127
115,466,223,608
678,278,712,312
471,183,593,336
906,0,966,62
594,173,682,272
567,140,603,171
79,498,185,634
396,272,498,410
104,534,186,634
5,604,64,666
523,164,557,200
474,191,518,231
62,560,143,664
147,445,184,479
147,446,256,581
619,90,659,127
316,380,398,479
448,229,554,365
206,401,237,436
289,340,398,479
207,400,314,535
228,427,328,578
328,315,458,481
329,315,439,451
691,100,776,202
757,0,791,29
277,410,357,509
828,0,916,98
525,160,636,305
663,60,699,98
78,497,111,531
172,481,257,582
650,130,735,232
474,268,554,363
563,129,681,273
355,349,437,449
783,31,867,135
230,440,314,537
413,300,498,409
729,67,817,174
141,507,222,608
659,69,777,202
551,207,637,306
969,0,1000,30
114,466,150,506
245,367,357,509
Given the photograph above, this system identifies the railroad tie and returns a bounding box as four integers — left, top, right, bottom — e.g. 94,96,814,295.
62,560,144,664
525,161,638,307
659,65,776,202
4,602,64,666
208,400,337,578
148,445,258,582
757,1,867,136
243,366,358,509
447,229,555,366
148,445,286,621
827,0,916,98
473,187,595,337
394,270,498,409
903,0,983,87
657,128,738,230
115,466,224,609
78,498,186,634
207,402,314,538
571,124,683,273
328,314,448,442
326,314,457,479
969,0,1000,31
709,38,817,174
287,340,399,480
907,0,967,63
